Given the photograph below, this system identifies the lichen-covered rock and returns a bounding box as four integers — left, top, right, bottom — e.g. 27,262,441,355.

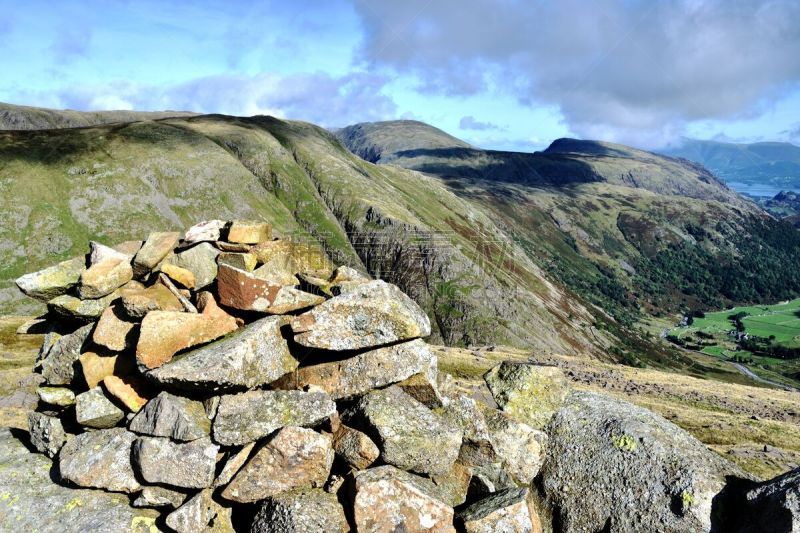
396,370,444,408
59,427,142,493
132,231,180,278
217,264,323,313
136,306,238,369
353,465,455,533
133,485,188,509
102,374,151,412
274,339,436,400
291,280,431,350
343,386,462,476
483,408,545,485
221,426,333,503
15,256,85,302
165,488,234,533
250,489,347,533
217,251,258,271
431,461,473,507
132,436,219,489
541,391,751,533
484,362,569,430
227,220,272,244
27,411,66,458
214,442,256,488
75,386,124,428
48,290,123,321
129,391,211,441
36,386,75,407
213,390,336,446
184,219,227,244
165,241,220,289
146,316,297,391
92,304,136,352
78,257,133,299
0,429,159,531
119,282,184,318
457,487,535,533
39,323,92,385
332,424,380,470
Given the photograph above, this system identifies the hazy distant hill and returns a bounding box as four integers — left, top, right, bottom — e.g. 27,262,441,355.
0,102,197,130
660,139,800,196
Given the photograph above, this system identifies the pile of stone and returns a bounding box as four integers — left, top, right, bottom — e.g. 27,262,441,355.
16,220,550,532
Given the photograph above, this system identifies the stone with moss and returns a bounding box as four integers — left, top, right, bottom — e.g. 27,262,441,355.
59,427,142,493
484,362,569,430
75,386,125,429
129,391,211,441
37,386,76,407
15,256,86,302
27,411,66,458
132,231,180,278
132,436,219,489
39,323,92,385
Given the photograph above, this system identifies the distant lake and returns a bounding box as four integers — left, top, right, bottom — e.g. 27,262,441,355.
726,181,786,198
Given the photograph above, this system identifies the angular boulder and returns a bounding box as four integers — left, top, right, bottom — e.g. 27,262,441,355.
36,386,76,407
48,290,122,321
213,390,336,446
119,282,183,318
129,391,211,441
132,436,219,489
78,350,134,389
132,231,180,278
274,339,436,400
165,242,220,289
184,219,227,244
102,374,151,412
353,466,455,533
217,251,258,271
146,316,297,391
15,256,85,302
457,487,535,533
27,411,66,458
484,362,569,430
165,489,234,533
736,467,800,533
217,264,323,314
136,306,238,369
39,323,92,385
88,240,133,264
214,442,256,488
75,386,125,428
343,386,462,476
78,257,133,299
133,485,188,509
221,426,333,503
332,424,380,470
251,489,347,533
59,427,142,493
483,408,545,485
227,220,271,244
291,280,431,350
92,304,136,352
541,391,751,533
161,262,196,289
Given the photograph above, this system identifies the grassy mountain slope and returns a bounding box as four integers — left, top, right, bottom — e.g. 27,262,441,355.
337,121,800,377
0,102,197,130
0,113,609,356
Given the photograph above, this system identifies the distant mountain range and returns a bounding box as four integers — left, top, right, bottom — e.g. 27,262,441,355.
5,105,800,383
659,139,800,198
0,102,196,130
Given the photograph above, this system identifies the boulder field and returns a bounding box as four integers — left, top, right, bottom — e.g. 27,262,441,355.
6,219,798,532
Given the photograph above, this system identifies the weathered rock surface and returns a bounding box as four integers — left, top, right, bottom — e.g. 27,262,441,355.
146,316,296,391
119,282,183,317
353,465,455,533
274,339,436,400
736,466,800,533
103,374,150,412
136,306,238,369
214,442,256,488
227,220,271,244
332,424,380,470
27,411,66,457
48,290,121,321
78,257,133,299
129,391,210,441
251,489,347,533
59,427,142,493
89,240,133,264
483,408,545,485
0,429,159,531
218,251,258,271
133,436,219,489
484,362,569,430
161,262,196,289
343,386,462,476
221,426,334,503
92,304,136,351
213,390,336,446
37,385,76,406
457,487,534,533
166,488,234,533
132,231,180,278
291,280,431,350
133,485,188,509
217,264,323,314
184,219,226,244
541,390,750,533
75,386,124,428
431,461,473,507
166,242,220,289
79,350,134,388
39,323,92,385
15,256,85,302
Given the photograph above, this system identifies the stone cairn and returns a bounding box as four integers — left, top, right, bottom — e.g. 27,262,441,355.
16,219,553,532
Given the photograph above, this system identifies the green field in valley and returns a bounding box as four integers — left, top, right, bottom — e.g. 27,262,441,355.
667,299,800,388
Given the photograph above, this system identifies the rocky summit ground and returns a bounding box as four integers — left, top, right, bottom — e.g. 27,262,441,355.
0,219,798,532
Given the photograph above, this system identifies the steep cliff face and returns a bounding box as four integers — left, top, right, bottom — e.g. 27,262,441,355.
0,113,610,356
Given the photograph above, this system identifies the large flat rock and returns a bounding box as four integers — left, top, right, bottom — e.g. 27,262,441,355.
0,428,160,531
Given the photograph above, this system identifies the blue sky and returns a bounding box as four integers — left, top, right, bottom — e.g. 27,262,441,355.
1,0,800,151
